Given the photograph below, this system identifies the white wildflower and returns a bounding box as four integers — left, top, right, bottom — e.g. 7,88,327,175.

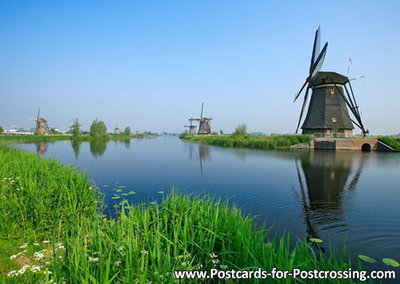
43,270,52,275
114,260,121,267
212,259,220,265
10,254,17,259
141,250,149,255
209,252,218,259
33,251,45,260
42,240,50,243
30,265,42,272
117,246,124,251
17,267,26,275
220,264,228,269
195,264,203,269
33,242,40,246
19,243,28,249
16,250,27,256
7,270,17,277
88,256,99,262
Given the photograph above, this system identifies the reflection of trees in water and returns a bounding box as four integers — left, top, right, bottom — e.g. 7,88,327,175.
36,142,48,155
123,138,131,149
112,139,131,149
71,140,82,159
293,151,366,240
90,140,107,158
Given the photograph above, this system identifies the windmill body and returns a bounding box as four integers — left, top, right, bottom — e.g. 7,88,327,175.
28,108,48,135
188,125,197,135
184,118,197,135
198,118,211,135
186,103,212,135
197,103,212,135
35,118,48,135
302,72,354,137
294,27,367,137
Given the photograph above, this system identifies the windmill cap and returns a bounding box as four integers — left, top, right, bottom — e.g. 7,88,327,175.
36,118,47,123
311,71,349,86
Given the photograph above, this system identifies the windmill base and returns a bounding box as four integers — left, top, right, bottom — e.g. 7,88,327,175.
302,129,353,138
291,138,397,152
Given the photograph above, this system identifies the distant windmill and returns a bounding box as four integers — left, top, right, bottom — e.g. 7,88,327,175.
28,107,48,135
191,103,212,135
184,118,197,135
293,27,368,137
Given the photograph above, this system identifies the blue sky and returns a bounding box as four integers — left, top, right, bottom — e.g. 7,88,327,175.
1,0,399,134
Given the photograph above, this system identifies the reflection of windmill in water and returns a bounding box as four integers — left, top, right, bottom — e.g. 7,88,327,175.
28,107,48,135
191,103,212,135
184,118,197,135
187,143,210,174
293,27,368,137
293,151,365,240
36,142,48,155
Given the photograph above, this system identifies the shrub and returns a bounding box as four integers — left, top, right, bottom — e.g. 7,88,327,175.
233,123,247,136
124,126,131,136
71,118,81,137
90,118,107,139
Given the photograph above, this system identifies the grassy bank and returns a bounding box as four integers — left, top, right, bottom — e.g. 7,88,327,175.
378,137,400,150
181,134,312,150
1,146,373,283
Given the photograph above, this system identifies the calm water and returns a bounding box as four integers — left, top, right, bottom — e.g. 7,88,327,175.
12,137,400,272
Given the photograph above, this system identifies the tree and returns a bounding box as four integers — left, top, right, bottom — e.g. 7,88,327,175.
90,118,107,139
0,126,4,133
71,118,81,137
124,126,131,136
49,128,59,134
220,129,224,135
233,123,247,136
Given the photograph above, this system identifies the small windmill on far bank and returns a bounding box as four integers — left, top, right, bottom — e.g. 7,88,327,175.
192,103,212,135
184,118,197,135
28,107,48,135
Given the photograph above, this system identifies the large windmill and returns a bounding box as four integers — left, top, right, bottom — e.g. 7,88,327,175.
191,103,212,135
28,107,48,135
184,118,197,135
294,27,368,138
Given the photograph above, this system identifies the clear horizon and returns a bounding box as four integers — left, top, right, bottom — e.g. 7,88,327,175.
1,1,399,135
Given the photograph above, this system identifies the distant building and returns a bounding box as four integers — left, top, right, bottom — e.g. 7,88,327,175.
115,128,120,134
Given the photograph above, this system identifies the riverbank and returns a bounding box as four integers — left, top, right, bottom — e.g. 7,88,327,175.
1,146,384,283
377,137,400,150
180,134,312,150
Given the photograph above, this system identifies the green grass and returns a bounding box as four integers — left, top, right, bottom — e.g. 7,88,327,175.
181,134,312,150
378,137,400,150
0,145,377,283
